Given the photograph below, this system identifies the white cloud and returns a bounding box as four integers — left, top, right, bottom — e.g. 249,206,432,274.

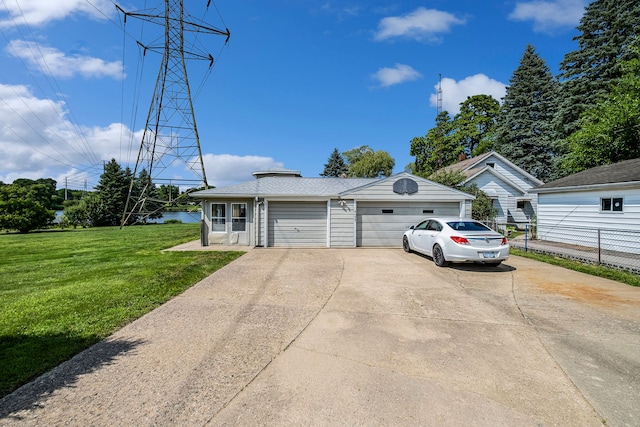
509,0,587,33
0,0,112,27
6,40,124,80
202,153,284,187
0,83,138,186
429,74,507,115
374,7,465,42
371,63,422,87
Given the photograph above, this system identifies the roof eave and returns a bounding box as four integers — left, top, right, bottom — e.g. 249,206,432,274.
531,180,640,194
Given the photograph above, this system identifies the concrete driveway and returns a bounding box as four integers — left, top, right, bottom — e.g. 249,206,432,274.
1,248,639,426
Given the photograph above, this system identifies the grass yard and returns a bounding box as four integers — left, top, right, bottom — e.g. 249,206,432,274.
0,224,244,397
511,248,640,287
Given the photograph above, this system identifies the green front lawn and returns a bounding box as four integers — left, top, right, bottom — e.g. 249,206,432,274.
0,224,244,397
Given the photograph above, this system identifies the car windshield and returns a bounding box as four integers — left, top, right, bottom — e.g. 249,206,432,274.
446,221,491,232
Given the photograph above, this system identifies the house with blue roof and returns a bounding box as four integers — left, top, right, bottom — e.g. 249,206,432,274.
190,169,475,247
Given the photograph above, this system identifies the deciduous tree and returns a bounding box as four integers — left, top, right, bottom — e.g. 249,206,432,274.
410,111,460,177
556,0,640,142
561,47,640,173
343,146,395,178
451,95,500,157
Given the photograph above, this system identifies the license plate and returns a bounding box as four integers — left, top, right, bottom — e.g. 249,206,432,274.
481,252,496,259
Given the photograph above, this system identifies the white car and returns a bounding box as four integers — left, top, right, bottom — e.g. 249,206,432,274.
402,217,509,267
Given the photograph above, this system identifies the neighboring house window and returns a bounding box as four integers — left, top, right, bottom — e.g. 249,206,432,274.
486,162,495,168
517,200,525,210
601,197,623,212
212,203,226,232
232,203,247,231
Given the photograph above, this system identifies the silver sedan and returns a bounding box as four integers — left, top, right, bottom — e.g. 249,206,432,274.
403,217,509,267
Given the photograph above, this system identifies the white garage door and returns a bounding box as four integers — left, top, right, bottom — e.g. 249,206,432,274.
357,202,459,247
268,202,327,247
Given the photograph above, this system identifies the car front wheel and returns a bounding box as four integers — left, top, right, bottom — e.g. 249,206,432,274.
432,244,449,267
403,236,412,253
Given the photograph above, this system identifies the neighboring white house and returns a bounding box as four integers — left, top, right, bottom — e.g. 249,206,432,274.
530,158,640,254
437,151,543,228
190,169,474,248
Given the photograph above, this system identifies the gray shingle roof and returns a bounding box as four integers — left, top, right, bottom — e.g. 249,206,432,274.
533,158,640,191
191,176,378,198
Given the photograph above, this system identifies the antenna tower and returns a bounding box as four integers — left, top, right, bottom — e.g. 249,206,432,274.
118,1,230,226
437,73,443,115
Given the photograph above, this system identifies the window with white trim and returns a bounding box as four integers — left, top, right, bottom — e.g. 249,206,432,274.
212,203,226,232
601,197,623,212
232,203,247,231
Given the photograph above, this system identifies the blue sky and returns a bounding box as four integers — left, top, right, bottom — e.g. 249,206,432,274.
0,0,589,189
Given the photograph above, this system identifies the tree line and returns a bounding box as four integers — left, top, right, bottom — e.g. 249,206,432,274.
322,1,640,184
0,159,201,233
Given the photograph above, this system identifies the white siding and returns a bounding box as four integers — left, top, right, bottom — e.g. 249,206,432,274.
348,177,470,202
469,168,537,225
330,199,355,247
537,187,640,253
485,156,540,191
268,202,327,247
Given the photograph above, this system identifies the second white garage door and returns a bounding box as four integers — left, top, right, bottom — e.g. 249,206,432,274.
356,201,460,247
268,202,327,247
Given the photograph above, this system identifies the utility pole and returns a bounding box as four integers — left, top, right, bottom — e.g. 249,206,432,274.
118,0,230,226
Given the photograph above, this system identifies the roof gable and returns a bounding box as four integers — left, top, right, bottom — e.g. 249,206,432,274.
437,151,543,186
465,167,526,194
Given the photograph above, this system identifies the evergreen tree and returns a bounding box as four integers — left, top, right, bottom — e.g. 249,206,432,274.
94,159,130,226
410,111,460,177
556,0,640,141
495,44,558,182
450,95,500,157
320,148,348,177
561,46,640,173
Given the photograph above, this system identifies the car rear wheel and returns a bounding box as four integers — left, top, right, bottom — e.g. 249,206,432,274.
402,236,412,253
432,244,449,267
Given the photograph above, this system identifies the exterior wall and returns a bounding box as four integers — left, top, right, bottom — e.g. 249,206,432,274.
329,199,355,247
484,155,540,191
537,186,640,253
201,199,254,246
348,176,469,202
469,168,538,225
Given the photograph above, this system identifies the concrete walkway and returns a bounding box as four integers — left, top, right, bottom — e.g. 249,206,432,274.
1,249,639,426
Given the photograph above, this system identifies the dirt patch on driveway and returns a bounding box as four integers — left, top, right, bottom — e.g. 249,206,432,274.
536,282,640,307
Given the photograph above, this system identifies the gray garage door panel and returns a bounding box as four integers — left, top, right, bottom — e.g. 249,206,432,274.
357,202,459,247
268,202,327,247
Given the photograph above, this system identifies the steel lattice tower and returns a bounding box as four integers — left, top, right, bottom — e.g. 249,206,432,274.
118,1,229,226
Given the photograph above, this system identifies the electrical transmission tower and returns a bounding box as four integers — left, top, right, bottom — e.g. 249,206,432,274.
118,1,230,226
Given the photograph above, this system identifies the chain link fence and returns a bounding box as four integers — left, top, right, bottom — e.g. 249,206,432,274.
484,221,640,274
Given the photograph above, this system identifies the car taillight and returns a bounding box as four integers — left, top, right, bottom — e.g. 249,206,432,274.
501,237,508,245
450,236,470,245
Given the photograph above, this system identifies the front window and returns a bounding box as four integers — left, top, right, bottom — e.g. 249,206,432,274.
232,203,247,231
601,197,623,212
212,203,226,232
